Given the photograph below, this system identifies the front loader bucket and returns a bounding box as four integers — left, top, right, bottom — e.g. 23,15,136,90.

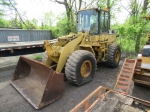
11,56,65,109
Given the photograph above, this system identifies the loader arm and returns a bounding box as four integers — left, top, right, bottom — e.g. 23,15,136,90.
56,34,83,73
44,40,67,64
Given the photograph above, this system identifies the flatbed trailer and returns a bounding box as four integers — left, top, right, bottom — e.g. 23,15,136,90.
0,29,56,53
71,86,150,112
0,39,57,52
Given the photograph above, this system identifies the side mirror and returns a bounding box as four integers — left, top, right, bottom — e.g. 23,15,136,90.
108,30,112,34
108,30,118,34
112,30,117,34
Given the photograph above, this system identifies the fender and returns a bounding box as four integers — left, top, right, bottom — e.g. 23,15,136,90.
56,34,83,73
79,44,95,55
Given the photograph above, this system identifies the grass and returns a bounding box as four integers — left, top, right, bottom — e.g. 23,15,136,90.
33,54,43,61
127,55,137,59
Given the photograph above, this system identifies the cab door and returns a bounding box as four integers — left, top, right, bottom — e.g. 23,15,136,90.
99,10,109,41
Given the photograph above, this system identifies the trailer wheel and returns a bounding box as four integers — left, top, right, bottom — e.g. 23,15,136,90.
65,50,96,86
106,44,121,68
42,51,48,64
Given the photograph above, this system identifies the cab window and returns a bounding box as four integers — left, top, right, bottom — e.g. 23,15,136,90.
100,11,109,33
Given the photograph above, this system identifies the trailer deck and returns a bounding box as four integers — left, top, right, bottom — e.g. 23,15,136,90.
0,39,57,51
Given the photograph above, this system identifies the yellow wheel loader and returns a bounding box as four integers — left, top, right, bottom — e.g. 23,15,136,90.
11,8,121,109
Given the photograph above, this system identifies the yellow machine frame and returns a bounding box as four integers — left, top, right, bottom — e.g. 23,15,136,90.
44,31,117,73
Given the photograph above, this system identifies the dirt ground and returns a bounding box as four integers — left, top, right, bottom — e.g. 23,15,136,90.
0,52,150,112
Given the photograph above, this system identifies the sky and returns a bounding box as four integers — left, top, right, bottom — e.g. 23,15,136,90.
16,0,65,20
15,0,129,24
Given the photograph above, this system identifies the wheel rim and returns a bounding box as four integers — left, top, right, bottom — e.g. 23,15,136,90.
115,50,120,63
80,60,92,78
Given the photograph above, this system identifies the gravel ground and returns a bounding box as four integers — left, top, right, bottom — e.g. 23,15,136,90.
0,52,150,112
0,70,11,90
0,53,42,68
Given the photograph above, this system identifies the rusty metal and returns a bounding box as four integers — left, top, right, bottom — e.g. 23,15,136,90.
114,58,137,94
11,56,65,109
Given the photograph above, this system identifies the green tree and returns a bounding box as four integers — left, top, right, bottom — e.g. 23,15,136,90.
22,19,38,29
49,0,86,34
98,0,120,26
116,0,150,53
40,11,56,30
129,0,149,52
0,0,31,28
0,0,10,27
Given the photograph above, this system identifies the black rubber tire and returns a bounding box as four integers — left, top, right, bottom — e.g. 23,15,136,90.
106,44,121,68
65,50,96,86
42,51,48,64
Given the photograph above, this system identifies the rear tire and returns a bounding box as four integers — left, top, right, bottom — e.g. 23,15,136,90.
106,44,121,68
65,50,96,86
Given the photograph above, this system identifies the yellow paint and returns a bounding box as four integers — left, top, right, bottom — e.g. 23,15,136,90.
79,45,95,55
44,40,59,63
142,57,150,64
80,60,92,78
115,50,120,63
56,34,84,73
44,30,117,73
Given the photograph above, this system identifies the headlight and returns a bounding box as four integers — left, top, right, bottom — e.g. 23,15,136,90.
85,38,89,41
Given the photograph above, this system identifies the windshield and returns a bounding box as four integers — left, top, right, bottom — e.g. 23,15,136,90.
78,9,98,34
142,48,150,57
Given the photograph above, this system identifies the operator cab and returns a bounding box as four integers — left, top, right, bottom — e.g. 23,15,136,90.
78,8,110,35
142,45,150,57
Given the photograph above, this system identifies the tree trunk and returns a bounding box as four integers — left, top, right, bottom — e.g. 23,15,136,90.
65,7,73,33
54,0,75,33
135,31,142,53
142,0,148,13
135,36,140,53
135,0,149,52
107,0,110,29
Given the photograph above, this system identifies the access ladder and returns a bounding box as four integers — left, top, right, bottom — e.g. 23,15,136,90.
114,58,137,95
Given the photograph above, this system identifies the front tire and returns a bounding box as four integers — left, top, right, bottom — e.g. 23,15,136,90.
65,50,96,86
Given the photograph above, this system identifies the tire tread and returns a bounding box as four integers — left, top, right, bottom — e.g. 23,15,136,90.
65,50,96,85
106,44,121,68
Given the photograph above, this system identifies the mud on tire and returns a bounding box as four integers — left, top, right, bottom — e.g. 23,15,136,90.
106,44,121,68
65,50,96,86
